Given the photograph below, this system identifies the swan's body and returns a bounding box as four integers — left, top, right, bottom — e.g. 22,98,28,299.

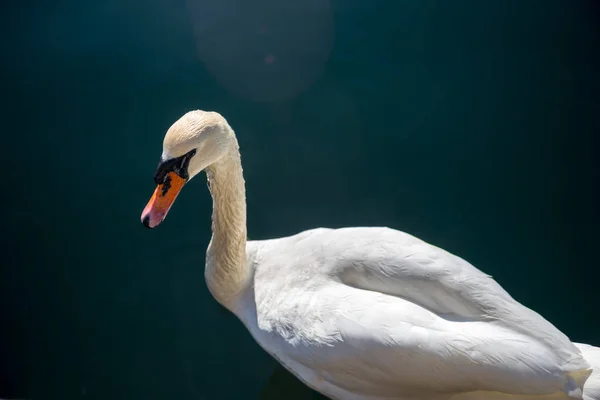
241,228,599,400
141,110,599,400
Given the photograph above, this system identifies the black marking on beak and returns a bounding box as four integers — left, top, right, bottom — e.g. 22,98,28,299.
161,174,173,195
154,148,197,184
142,214,151,228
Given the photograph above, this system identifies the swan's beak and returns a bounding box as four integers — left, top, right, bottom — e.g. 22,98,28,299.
141,172,186,229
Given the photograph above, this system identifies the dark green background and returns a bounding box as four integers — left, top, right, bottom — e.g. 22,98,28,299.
2,1,599,399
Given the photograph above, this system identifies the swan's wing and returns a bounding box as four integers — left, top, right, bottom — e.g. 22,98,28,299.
330,284,592,397
254,279,586,398
330,228,590,396
254,227,591,397
324,227,589,371
251,227,591,397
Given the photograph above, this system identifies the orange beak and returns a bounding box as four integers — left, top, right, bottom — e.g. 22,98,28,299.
141,172,186,229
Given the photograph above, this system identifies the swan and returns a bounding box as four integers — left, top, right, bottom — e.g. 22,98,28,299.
140,110,600,400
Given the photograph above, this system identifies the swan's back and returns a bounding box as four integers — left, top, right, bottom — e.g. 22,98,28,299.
239,227,593,399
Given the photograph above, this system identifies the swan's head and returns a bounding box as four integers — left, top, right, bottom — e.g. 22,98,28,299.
141,110,233,229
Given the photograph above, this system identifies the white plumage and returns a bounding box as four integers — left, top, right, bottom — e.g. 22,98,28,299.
241,227,598,400
142,110,599,400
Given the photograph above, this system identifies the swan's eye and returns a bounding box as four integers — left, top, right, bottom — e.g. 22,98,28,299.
153,149,197,184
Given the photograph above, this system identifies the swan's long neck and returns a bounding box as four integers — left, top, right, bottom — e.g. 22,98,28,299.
204,137,250,310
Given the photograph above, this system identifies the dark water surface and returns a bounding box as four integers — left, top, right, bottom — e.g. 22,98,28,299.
2,1,599,399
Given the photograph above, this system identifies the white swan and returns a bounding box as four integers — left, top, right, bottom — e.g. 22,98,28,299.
141,110,599,400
